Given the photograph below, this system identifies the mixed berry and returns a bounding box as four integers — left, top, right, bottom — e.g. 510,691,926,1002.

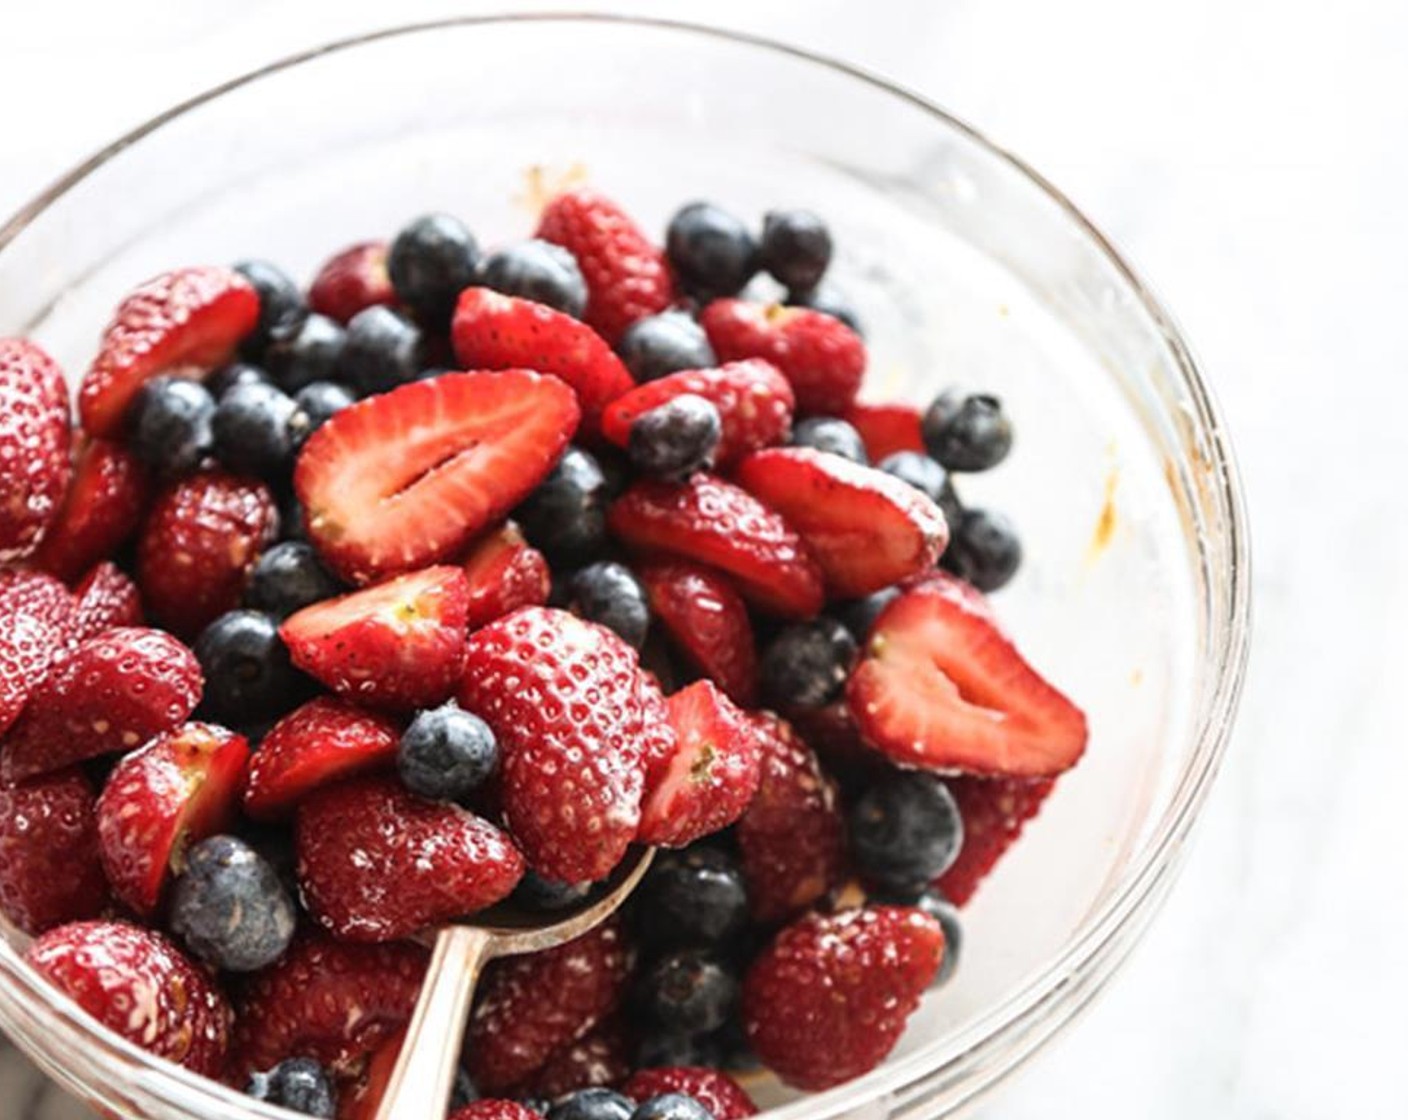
0,185,1087,1117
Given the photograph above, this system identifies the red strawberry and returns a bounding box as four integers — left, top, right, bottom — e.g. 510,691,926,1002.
842,401,924,461
0,768,110,934
601,359,794,466
0,567,77,636
459,608,655,882
28,919,232,1075
735,447,947,598
308,240,396,324
638,560,758,707
521,1014,631,1098
281,565,469,711
466,917,630,1091
296,772,524,941
32,438,150,582
78,266,259,437
935,775,1056,905
736,712,845,924
70,561,144,640
462,521,552,631
295,370,578,584
0,612,63,738
608,474,824,620
243,696,400,820
742,906,943,1090
337,1027,405,1120
1,626,203,782
638,682,762,847
96,722,250,916
453,1102,548,1120
699,300,865,416
535,187,674,343
137,471,279,637
0,339,71,563
622,1067,758,1120
846,573,1087,777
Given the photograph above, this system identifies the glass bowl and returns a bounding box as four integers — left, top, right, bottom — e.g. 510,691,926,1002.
0,14,1250,1120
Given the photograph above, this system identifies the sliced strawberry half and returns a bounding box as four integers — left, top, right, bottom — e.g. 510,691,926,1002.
842,401,925,461
935,774,1056,906
295,370,579,584
337,1027,406,1120
736,447,947,598
846,572,1087,777
32,438,150,583
462,521,552,631
79,266,260,437
637,559,757,706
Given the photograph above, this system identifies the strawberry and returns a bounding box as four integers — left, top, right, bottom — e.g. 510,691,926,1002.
32,438,150,582
96,722,250,916
281,565,469,711
308,240,396,324
466,917,631,1091
622,1067,758,1120
846,573,1087,777
462,521,552,631
0,338,71,562
535,187,674,343
638,560,758,707
521,1014,632,1098
453,1102,548,1120
1,626,203,782
0,567,77,636
600,359,794,466
0,612,63,739
735,712,845,924
296,772,524,941
638,682,762,847
78,266,259,437
243,696,400,819
741,906,943,1090
295,370,578,584
137,471,279,638
699,300,865,416
841,401,925,461
735,447,947,598
337,1028,405,1120
608,474,824,620
0,768,110,934
935,775,1056,905
28,919,232,1075
452,288,634,436
70,561,144,640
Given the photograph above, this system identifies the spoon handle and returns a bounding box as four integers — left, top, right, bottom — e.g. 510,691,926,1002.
375,924,496,1120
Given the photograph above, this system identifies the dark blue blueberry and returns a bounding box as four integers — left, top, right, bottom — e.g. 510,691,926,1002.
513,871,594,912
878,450,962,527
922,390,1012,472
245,1057,335,1117
170,834,296,972
636,948,737,1035
264,313,346,393
207,362,272,400
289,380,356,449
451,1067,480,1110
416,366,452,382
635,847,748,951
634,1030,724,1071
480,239,587,318
760,618,857,708
942,507,1021,592
759,210,832,292
831,587,901,643
868,885,962,987
616,312,716,382
278,491,307,543
850,771,963,892
789,416,867,463
519,1099,554,1118
127,376,214,475
234,260,309,358
211,381,298,480
194,610,310,727
713,1016,761,1072
631,1094,714,1120
397,702,499,802
786,281,863,336
515,447,608,560
566,562,650,649
628,395,721,480
547,1088,636,1120
337,306,423,397
665,202,757,300
387,213,481,326
244,541,342,619
594,444,632,502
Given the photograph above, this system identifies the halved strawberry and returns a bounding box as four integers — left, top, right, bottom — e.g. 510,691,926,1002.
0,338,72,563
637,559,758,706
295,370,578,584
736,447,947,598
935,774,1056,906
32,438,150,583
842,401,925,461
96,721,250,916
308,241,396,324
70,561,144,640
462,522,552,631
78,266,259,437
281,565,469,710
846,573,1087,777
608,474,824,620
243,696,401,820
338,1027,406,1120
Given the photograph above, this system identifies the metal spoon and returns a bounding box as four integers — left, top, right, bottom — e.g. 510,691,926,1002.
374,847,655,1120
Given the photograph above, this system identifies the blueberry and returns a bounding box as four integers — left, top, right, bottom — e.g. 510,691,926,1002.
786,281,863,336
194,610,309,727
635,847,748,951
211,381,298,480
831,587,900,644
922,390,1012,472
943,507,1021,592
617,312,716,382
388,213,481,326
245,1057,335,1118
207,362,272,400
289,380,356,448
789,416,867,463
850,771,963,892
637,948,737,1035
760,618,857,708
127,376,214,475
234,260,309,357
396,703,498,802
451,1067,481,1111
878,450,962,527
264,313,346,393
513,870,594,912
759,210,832,291
519,1099,555,1118
480,240,587,318
634,1030,724,1071
170,834,296,972
566,562,650,649
337,306,423,397
515,447,608,560
244,541,342,619
632,1094,714,1120
714,1015,761,1072
594,444,632,502
278,491,308,544
665,202,757,299
628,395,721,479
547,1088,635,1120
869,885,962,987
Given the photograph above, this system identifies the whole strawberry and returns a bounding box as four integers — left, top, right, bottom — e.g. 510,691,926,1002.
308,240,396,324
842,400,925,461
0,338,72,563
461,522,552,631
0,768,110,934
70,561,145,640
453,1103,547,1120
622,1067,758,1120
0,568,77,637
522,1014,632,1098
637,560,759,707
32,437,150,582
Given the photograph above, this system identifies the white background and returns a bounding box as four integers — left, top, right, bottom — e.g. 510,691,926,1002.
1,2,1406,1117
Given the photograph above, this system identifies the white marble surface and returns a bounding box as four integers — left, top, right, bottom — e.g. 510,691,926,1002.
1,1,1405,1117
